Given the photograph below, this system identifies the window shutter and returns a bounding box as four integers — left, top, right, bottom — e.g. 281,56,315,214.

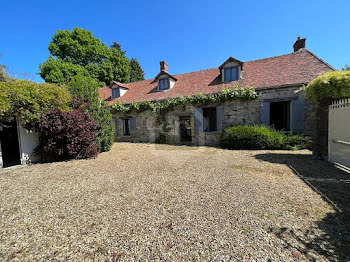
194,107,203,133
216,105,223,132
260,102,270,126
291,100,305,133
129,117,136,135
112,88,120,98
113,117,118,136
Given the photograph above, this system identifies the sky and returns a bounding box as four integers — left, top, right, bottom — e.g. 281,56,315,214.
0,0,349,83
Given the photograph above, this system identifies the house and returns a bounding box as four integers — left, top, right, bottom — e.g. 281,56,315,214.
99,37,334,146
0,120,39,168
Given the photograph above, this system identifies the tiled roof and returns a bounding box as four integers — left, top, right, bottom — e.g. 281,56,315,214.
99,49,334,105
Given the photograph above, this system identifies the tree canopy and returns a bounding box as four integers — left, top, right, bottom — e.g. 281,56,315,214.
129,57,145,82
39,27,134,85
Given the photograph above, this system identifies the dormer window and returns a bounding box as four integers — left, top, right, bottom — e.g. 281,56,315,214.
224,67,238,83
112,88,120,98
159,78,170,91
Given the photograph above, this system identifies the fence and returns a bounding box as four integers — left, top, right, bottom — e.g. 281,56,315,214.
329,98,350,172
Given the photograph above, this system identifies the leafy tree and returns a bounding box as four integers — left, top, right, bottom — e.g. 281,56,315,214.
40,27,131,85
66,74,114,152
129,57,145,82
110,41,125,54
0,53,11,82
342,64,350,71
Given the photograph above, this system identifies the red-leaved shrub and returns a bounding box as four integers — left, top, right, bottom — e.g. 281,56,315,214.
35,108,98,161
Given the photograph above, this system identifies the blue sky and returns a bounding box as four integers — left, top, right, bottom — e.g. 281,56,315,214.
0,0,349,82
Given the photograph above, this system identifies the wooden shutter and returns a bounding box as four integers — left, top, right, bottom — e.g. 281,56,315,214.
194,107,203,133
129,117,136,135
291,100,305,133
216,105,223,132
260,102,270,126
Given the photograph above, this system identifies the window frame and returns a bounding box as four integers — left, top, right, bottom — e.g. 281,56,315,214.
158,78,170,91
224,67,239,83
112,87,120,98
122,118,130,136
202,107,217,132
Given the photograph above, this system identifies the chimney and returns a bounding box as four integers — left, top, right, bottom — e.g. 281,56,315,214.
293,36,306,52
160,61,168,73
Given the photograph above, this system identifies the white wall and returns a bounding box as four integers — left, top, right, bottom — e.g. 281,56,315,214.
0,140,3,167
17,122,40,164
329,99,350,171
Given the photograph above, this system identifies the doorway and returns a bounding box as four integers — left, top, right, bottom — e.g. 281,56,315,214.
0,121,21,168
179,116,192,143
270,101,290,131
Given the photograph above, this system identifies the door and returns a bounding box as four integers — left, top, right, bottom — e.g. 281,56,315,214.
0,121,21,168
179,116,192,143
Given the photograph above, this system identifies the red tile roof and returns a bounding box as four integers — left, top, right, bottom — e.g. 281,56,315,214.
99,49,334,105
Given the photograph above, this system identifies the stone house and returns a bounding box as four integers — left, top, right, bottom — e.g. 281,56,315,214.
99,38,334,146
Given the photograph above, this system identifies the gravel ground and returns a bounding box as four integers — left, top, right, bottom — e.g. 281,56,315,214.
0,143,349,261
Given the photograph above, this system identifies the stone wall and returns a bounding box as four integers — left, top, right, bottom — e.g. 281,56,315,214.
112,85,317,147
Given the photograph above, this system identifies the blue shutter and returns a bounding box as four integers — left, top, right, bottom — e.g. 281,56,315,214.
216,105,223,132
291,100,305,133
261,102,270,126
129,117,136,135
194,107,203,133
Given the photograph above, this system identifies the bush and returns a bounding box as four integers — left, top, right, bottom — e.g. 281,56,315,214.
35,108,98,161
66,74,114,152
220,125,311,150
306,70,350,106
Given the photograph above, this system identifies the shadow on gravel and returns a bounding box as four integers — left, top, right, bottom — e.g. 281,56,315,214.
255,153,350,261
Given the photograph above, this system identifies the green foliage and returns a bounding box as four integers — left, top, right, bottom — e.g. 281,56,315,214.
0,80,71,130
112,86,258,116
342,65,350,71
306,70,350,106
220,125,311,150
0,53,11,82
66,74,114,152
40,27,132,85
129,58,145,82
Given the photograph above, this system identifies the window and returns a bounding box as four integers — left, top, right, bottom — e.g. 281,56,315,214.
123,118,130,136
112,88,120,98
203,107,217,132
224,67,238,83
158,78,170,90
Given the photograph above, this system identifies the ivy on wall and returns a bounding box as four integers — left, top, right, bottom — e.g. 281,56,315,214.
111,85,258,116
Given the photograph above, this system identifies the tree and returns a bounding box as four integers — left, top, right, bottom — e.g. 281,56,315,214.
0,53,11,82
110,41,125,54
66,74,114,152
39,27,131,85
129,58,145,82
342,65,350,71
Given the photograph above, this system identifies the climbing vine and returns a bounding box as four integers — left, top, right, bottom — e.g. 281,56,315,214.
111,85,257,116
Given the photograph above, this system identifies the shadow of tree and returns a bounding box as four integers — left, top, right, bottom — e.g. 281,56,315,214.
256,153,350,261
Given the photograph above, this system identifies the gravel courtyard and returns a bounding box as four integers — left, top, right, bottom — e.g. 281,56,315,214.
0,143,349,261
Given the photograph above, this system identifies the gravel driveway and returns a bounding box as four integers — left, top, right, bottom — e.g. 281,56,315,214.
0,143,349,261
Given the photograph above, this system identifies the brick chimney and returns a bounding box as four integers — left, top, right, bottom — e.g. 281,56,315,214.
293,37,306,52
160,61,168,73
